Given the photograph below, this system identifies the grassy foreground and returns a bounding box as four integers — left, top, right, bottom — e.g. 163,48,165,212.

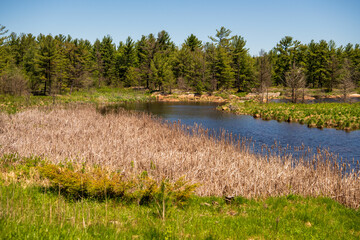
1,183,359,239
220,101,360,131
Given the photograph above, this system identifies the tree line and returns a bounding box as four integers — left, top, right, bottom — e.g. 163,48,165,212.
0,25,359,99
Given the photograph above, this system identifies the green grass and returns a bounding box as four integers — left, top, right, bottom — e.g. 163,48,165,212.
0,87,155,114
1,183,359,239
1,156,359,239
221,101,360,131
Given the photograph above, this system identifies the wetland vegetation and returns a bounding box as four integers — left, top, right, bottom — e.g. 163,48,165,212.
221,101,360,131
1,23,360,238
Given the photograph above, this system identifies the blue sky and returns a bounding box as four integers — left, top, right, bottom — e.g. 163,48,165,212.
1,0,359,55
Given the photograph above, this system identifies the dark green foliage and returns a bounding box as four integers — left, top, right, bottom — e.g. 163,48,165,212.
272,36,301,86
0,25,359,95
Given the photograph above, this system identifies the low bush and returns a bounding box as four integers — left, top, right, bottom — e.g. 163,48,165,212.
38,163,197,206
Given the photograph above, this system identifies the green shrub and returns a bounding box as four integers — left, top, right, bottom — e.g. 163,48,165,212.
38,164,197,206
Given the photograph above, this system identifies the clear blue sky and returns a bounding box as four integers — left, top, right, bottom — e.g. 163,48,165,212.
1,0,359,55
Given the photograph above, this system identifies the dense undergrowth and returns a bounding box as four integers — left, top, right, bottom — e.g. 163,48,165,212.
222,101,360,131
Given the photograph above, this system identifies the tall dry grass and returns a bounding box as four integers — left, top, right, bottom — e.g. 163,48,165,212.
0,104,359,208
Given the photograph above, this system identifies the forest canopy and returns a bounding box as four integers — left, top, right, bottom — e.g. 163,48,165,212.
0,25,359,96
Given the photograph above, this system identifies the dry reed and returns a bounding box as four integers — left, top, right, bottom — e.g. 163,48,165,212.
0,104,359,208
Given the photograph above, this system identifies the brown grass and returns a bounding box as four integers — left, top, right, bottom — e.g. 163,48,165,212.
0,104,359,208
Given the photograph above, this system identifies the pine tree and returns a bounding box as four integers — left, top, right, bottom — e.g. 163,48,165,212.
137,34,157,89
209,27,235,90
184,34,202,52
231,35,255,92
36,34,57,95
273,36,301,86
115,37,139,86
0,25,9,74
100,35,116,85
150,52,174,92
92,39,103,87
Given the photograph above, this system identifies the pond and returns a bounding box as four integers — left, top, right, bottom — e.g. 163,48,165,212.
120,101,360,170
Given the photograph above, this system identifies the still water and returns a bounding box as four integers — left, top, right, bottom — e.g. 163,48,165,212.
121,102,360,167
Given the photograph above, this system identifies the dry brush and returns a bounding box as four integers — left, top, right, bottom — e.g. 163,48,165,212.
0,104,359,208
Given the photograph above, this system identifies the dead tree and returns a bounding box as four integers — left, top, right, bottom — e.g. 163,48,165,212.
285,62,306,103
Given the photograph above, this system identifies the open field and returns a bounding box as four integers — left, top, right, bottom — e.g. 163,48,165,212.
221,101,360,131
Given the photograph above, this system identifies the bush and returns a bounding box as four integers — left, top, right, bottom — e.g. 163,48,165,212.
0,67,29,96
38,164,198,205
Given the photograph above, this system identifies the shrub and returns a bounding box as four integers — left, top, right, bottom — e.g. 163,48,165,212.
0,68,29,96
38,164,197,205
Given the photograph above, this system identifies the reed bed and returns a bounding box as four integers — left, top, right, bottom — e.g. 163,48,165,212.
0,104,359,208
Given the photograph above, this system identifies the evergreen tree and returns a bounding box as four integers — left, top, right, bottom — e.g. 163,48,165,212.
0,25,9,74
36,34,57,95
137,34,157,89
92,39,103,87
150,52,174,92
100,35,116,85
209,27,235,90
115,36,139,86
184,34,202,51
273,36,300,85
231,35,255,92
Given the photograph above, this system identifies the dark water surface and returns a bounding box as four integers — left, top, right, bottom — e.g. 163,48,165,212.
121,102,360,168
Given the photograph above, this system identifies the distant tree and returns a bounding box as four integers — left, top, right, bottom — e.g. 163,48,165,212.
0,25,9,74
204,43,218,91
339,58,355,102
150,52,174,92
100,35,116,85
209,27,235,90
174,42,206,93
184,34,202,51
273,36,301,86
285,62,306,103
231,35,255,92
115,37,139,87
325,40,341,92
36,34,57,95
92,39,103,87
156,30,174,52
257,50,272,103
137,34,157,89
209,27,233,49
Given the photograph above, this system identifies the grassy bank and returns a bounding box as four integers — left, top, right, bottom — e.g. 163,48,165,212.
0,155,359,239
0,87,154,114
220,101,360,131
